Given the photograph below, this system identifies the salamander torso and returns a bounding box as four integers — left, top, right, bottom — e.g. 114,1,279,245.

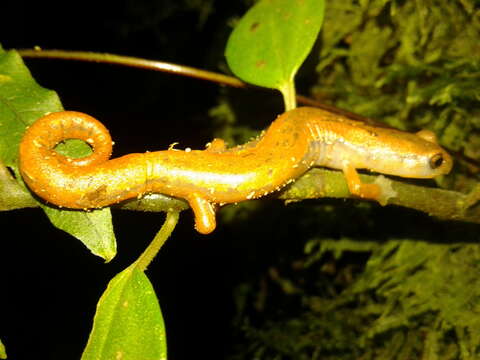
19,107,452,234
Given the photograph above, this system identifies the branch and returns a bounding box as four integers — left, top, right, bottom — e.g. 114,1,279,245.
17,49,358,115
3,163,475,224
279,168,477,224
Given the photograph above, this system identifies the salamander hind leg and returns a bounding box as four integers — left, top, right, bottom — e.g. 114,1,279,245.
187,194,217,234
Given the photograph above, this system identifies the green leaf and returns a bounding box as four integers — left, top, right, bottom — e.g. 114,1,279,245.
0,45,116,260
44,207,117,262
225,0,325,90
0,49,62,168
0,338,6,359
82,265,167,360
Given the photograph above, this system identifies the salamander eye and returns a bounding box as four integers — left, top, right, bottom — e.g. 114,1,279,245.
429,153,444,169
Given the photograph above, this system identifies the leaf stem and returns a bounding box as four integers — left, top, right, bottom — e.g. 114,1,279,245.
18,49,246,88
18,49,348,112
135,211,180,271
279,81,297,110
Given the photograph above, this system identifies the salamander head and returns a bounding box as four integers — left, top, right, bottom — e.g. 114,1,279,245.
370,129,453,178
407,129,453,178
397,147,452,178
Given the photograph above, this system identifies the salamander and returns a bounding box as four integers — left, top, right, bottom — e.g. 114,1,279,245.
18,107,453,234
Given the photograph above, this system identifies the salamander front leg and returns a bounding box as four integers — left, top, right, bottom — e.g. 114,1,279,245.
187,194,217,234
341,161,381,200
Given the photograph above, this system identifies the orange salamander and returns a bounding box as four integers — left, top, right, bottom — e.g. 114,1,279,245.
19,107,452,234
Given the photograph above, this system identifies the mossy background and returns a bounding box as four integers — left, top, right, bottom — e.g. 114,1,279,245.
2,0,480,359
222,1,480,359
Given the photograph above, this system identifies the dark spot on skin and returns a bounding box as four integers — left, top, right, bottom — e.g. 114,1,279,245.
85,184,108,201
365,129,378,137
281,139,292,147
240,153,255,158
